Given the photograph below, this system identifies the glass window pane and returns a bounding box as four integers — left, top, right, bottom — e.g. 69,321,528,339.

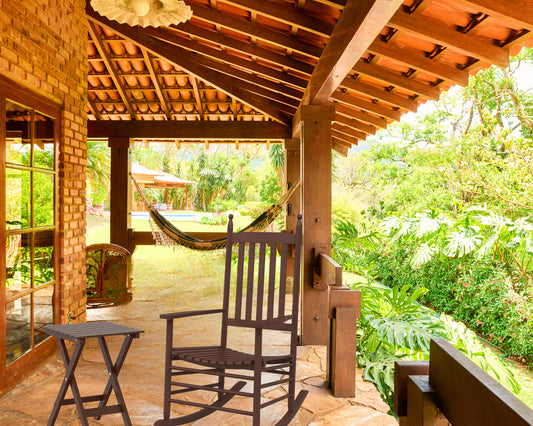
33,172,54,227
34,111,55,170
34,230,55,286
6,168,31,229
6,295,31,365
5,234,32,297
34,286,54,347
6,100,31,166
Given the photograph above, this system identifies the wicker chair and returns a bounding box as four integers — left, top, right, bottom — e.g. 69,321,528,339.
86,243,132,308
155,214,306,426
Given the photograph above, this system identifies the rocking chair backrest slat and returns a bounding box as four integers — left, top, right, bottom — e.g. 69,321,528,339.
245,241,256,321
255,242,267,322
267,243,277,320
223,215,302,329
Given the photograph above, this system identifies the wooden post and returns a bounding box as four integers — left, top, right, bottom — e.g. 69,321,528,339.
299,104,335,345
109,137,132,250
284,138,300,293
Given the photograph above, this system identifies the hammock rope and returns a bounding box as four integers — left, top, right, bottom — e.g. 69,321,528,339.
131,175,300,251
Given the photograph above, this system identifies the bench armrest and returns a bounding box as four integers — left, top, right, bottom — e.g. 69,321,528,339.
160,309,223,320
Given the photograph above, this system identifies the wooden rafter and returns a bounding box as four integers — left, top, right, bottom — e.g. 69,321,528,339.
88,21,137,119
222,0,334,37
171,22,315,75
144,27,308,89
332,90,402,121
335,103,389,129
334,114,377,135
185,4,323,58
195,55,303,101
87,95,102,120
367,39,470,86
331,130,357,145
354,60,441,100
332,139,350,156
302,0,404,105
332,122,366,140
87,7,290,124
141,48,172,120
341,78,419,112
451,0,533,30
389,10,510,68
189,77,205,120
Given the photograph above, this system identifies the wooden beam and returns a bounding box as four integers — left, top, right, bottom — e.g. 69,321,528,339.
332,90,403,121
354,60,441,100
194,55,303,101
334,114,376,135
222,0,335,37
87,96,102,120
144,26,308,89
186,3,323,58
88,21,137,119
332,122,366,140
332,140,349,156
335,104,388,129
341,77,419,112
367,39,470,86
172,22,315,75
88,120,291,139
189,77,205,120
389,10,510,68
86,6,291,124
141,48,172,119
450,0,533,31
303,0,404,105
331,129,358,145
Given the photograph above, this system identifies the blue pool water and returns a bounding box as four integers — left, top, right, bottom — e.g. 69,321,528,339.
131,212,201,221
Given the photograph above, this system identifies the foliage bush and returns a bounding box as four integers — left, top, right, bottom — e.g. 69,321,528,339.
360,246,533,365
200,212,229,225
348,277,520,411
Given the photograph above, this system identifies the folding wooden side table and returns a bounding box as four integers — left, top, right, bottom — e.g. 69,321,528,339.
43,321,144,426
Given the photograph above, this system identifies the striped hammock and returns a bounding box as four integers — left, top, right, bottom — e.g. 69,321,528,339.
131,175,299,251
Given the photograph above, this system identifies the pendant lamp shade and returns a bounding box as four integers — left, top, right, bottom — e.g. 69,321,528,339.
91,0,193,28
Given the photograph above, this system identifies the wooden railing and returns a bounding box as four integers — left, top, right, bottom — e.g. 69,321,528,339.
314,252,361,397
395,338,533,426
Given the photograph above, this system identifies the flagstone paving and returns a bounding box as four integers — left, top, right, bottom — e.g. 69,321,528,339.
0,289,397,425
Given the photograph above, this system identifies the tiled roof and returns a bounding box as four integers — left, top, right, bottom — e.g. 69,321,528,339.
86,0,533,153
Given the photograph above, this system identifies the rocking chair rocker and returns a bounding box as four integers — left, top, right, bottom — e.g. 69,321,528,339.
155,214,307,426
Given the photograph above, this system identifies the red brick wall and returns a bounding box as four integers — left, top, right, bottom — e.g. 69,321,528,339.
0,1,88,323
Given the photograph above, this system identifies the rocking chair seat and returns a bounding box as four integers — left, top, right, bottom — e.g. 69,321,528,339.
172,345,292,369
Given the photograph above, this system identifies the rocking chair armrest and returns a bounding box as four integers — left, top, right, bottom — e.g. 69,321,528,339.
160,309,224,320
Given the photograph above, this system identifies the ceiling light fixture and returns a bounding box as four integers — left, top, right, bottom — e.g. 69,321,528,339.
91,0,193,28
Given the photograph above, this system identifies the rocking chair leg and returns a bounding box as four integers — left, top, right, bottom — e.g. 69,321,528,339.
154,381,246,426
274,390,308,426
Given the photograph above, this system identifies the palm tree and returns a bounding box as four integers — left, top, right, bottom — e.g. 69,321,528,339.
86,141,110,205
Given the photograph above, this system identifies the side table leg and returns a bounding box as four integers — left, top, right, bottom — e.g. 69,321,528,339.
48,338,88,426
96,335,134,426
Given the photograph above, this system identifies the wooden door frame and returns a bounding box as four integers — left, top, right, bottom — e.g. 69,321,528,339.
0,76,62,395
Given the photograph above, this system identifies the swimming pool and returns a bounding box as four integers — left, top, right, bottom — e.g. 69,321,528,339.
131,212,201,221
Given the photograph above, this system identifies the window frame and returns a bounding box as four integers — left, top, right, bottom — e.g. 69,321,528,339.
0,75,61,394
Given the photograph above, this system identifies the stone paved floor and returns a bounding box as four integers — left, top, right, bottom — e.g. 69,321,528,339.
0,285,397,425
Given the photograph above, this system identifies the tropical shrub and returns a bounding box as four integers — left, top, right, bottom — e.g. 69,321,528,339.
348,278,520,411
351,210,533,365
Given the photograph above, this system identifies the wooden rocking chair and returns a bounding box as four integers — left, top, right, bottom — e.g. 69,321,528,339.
155,215,307,426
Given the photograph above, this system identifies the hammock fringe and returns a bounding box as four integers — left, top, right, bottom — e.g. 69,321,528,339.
131,175,299,251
